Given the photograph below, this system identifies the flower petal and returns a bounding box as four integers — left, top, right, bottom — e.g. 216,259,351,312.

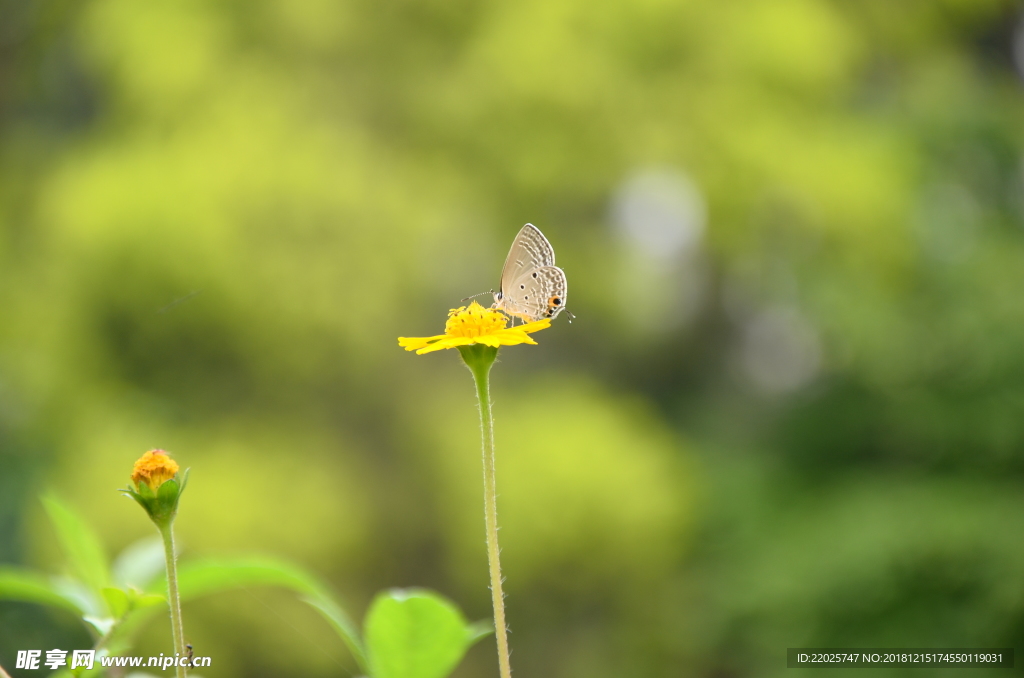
416,336,473,354
493,331,537,346
398,334,446,351
517,319,552,334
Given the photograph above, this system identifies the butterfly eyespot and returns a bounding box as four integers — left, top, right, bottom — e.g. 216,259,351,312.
532,272,538,278
551,297,561,305
520,284,525,289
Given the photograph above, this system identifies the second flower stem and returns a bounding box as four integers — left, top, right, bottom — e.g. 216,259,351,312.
159,521,188,678
464,346,512,678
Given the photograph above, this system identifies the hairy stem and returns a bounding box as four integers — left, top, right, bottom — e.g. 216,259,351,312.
462,345,512,678
159,521,188,678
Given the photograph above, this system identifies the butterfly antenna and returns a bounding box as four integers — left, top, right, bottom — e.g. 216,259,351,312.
461,290,494,303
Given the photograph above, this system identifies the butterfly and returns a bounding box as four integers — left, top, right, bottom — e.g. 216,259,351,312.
491,224,570,322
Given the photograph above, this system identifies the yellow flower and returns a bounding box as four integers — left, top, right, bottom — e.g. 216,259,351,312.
398,301,551,355
131,449,180,492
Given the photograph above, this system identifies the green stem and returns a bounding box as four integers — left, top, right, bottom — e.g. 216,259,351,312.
92,617,120,653
460,344,512,678
159,521,188,678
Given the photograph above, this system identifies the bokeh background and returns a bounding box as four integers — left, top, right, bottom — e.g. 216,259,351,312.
2,0,1024,676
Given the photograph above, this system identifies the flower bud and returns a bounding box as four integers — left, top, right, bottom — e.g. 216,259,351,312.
132,449,180,492
123,450,188,526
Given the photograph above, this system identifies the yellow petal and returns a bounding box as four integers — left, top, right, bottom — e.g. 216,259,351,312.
517,319,552,334
417,336,473,354
398,334,446,351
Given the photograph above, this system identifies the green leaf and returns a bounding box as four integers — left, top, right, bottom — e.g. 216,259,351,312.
51,576,104,618
150,556,324,600
121,487,150,514
41,494,109,594
134,556,366,667
102,587,130,618
112,537,165,590
158,557,366,667
130,592,167,609
364,589,476,678
465,619,494,645
303,592,366,671
0,566,86,615
83,615,115,635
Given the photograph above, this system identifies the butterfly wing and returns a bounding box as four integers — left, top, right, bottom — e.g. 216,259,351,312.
501,265,568,321
499,224,556,295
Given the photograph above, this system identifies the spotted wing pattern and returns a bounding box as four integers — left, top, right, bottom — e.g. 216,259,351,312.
499,265,568,321
499,224,556,295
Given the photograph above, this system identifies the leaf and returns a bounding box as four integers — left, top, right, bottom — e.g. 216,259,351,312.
303,592,366,671
112,537,166,590
102,587,130,618
51,575,105,618
41,494,109,594
135,556,365,667
150,556,324,600
83,615,116,635
0,566,86,615
364,589,476,678
465,619,494,645
121,487,149,514
131,592,167,609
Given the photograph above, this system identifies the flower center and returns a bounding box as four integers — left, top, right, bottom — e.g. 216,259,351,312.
445,302,508,338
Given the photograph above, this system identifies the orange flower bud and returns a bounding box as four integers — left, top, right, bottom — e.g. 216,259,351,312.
131,449,180,492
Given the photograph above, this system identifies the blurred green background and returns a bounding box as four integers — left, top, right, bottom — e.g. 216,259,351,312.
2,0,1024,675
